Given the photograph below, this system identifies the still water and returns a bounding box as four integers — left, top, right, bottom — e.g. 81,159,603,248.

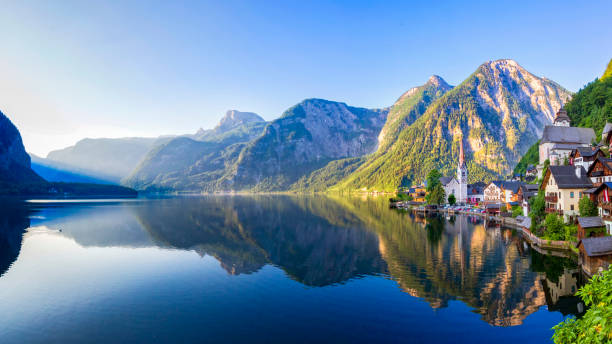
0,196,583,343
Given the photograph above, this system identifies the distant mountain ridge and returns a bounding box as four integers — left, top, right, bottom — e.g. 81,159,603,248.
36,58,575,193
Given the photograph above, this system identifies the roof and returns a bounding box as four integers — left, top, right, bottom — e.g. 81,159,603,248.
586,157,612,176
603,123,612,135
591,182,612,195
541,125,595,144
501,181,525,193
485,203,501,209
573,147,601,158
439,176,454,186
554,107,571,123
548,165,592,188
577,217,605,228
468,182,485,195
551,143,585,150
520,184,539,191
577,236,612,257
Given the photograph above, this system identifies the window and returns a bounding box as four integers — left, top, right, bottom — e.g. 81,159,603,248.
570,204,574,211
579,192,582,198
570,192,574,198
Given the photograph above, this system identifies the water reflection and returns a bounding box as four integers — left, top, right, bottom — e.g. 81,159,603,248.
2,196,585,327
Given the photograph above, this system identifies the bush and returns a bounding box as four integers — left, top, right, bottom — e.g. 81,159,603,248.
543,213,565,240
512,205,523,218
579,196,598,217
552,269,612,343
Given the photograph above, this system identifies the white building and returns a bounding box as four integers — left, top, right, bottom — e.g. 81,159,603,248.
440,141,468,203
539,107,595,166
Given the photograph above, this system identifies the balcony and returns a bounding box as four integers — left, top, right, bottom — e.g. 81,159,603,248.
602,215,612,222
545,195,558,203
545,208,563,215
600,202,612,211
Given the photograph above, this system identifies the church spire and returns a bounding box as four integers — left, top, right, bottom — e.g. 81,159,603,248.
459,140,465,167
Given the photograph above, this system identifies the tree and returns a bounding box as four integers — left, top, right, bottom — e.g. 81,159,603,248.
426,169,442,192
511,205,523,218
552,269,612,343
579,195,598,217
447,194,456,205
544,213,565,240
426,184,445,205
529,190,546,230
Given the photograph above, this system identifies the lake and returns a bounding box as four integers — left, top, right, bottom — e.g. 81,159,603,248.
0,196,584,343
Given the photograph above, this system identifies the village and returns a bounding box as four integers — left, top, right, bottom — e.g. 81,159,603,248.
394,107,612,277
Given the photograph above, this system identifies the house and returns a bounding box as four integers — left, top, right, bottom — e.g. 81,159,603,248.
601,122,612,146
586,157,612,187
526,164,538,177
540,165,593,222
518,184,539,216
590,182,612,234
484,181,504,202
409,185,427,203
569,147,605,171
576,237,612,275
501,181,525,203
467,182,486,204
577,217,606,240
539,108,596,166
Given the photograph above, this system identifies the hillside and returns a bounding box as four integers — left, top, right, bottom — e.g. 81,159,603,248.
46,136,172,182
514,58,612,174
123,111,267,192
333,59,571,191
218,99,389,191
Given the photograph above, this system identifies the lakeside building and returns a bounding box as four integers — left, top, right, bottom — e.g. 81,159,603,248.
569,147,605,171
538,108,595,174
577,217,606,240
590,182,612,234
540,165,592,223
585,157,612,186
467,182,486,204
483,181,525,204
576,236,612,276
518,184,539,216
439,142,468,204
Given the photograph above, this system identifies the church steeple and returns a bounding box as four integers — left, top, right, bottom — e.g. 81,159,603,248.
457,139,468,203
459,140,465,167
553,106,570,127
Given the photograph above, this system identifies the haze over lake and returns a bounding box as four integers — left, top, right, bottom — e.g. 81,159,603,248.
0,196,582,343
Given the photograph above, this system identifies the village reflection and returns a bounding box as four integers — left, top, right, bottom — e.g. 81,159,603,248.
4,195,587,326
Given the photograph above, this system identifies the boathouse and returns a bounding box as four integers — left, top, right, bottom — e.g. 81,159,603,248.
576,236,612,276
576,217,606,240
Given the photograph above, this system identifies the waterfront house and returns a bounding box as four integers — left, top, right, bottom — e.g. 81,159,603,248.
409,185,427,203
501,181,525,203
538,108,595,167
569,147,604,171
590,182,612,234
576,236,612,275
586,157,612,187
577,217,606,240
518,184,539,216
467,182,486,204
484,181,504,202
540,165,593,223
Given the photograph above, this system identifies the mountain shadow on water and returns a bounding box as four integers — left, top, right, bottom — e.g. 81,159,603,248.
0,201,31,276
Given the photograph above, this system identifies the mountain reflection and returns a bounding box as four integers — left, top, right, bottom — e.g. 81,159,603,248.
9,196,585,326
0,200,31,277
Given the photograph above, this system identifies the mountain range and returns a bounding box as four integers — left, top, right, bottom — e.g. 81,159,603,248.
15,59,581,193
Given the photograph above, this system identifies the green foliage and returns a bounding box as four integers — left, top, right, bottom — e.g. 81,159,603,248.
426,184,445,205
511,205,522,218
565,74,612,138
544,213,565,240
552,269,612,343
513,140,540,175
579,196,599,217
447,193,456,205
529,190,546,230
426,169,442,192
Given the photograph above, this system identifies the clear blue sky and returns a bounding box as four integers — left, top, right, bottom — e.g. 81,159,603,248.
1,0,611,156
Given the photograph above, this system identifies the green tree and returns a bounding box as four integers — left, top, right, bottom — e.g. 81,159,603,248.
579,196,598,217
426,184,445,205
529,190,546,230
426,169,442,192
447,194,456,205
552,269,612,343
512,205,523,218
544,213,565,240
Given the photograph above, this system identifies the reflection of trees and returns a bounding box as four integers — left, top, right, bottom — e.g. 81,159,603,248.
0,201,30,277
314,196,552,326
132,196,385,286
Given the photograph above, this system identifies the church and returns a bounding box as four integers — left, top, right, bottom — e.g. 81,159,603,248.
440,142,468,203
539,107,595,167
